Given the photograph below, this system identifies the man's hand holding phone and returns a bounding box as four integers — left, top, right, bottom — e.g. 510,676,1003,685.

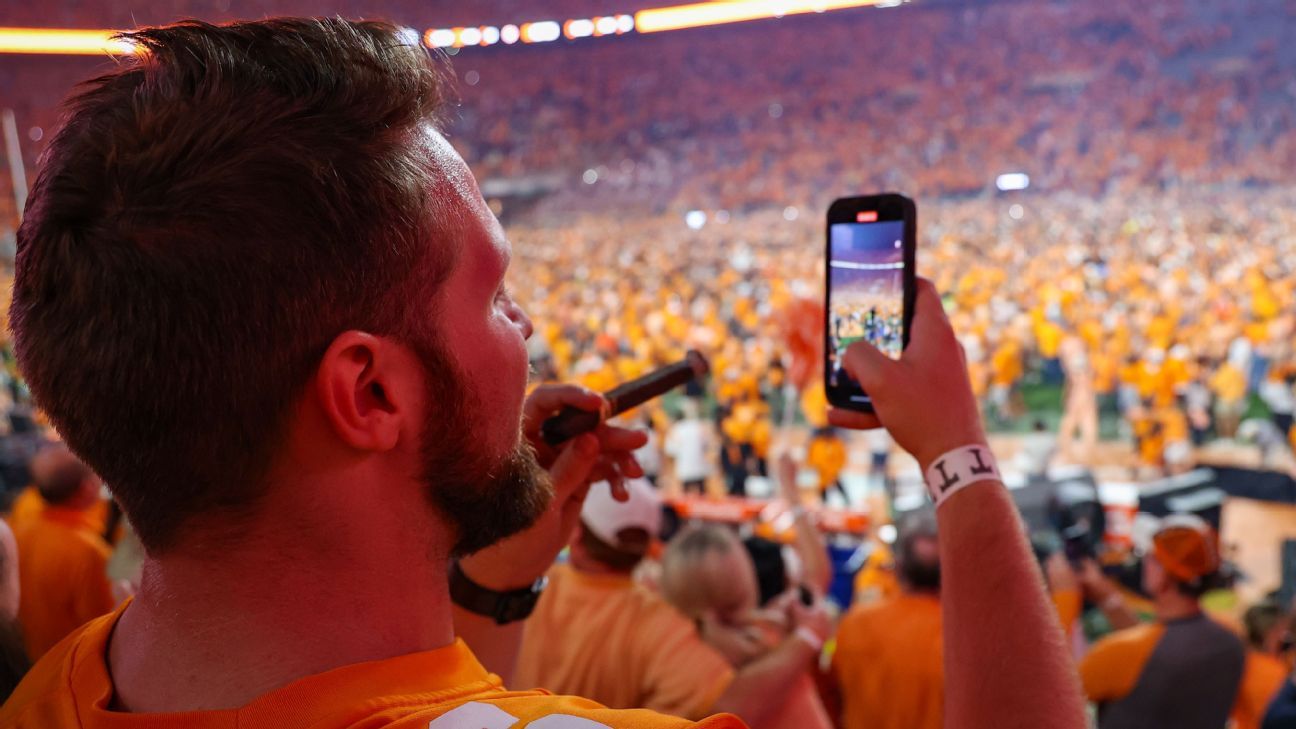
828,275,1087,729
827,278,986,471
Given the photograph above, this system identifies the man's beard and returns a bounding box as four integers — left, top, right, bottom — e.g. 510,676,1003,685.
417,343,553,557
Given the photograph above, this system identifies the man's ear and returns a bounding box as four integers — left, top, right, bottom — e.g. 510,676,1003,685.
314,331,420,452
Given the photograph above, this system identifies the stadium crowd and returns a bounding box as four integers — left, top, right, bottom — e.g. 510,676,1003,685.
3,0,1287,482
0,3,1292,729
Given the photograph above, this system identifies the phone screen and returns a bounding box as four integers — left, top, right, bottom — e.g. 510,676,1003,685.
826,219,907,404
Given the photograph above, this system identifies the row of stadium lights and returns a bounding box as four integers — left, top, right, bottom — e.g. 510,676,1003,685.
0,1,913,55
425,15,636,49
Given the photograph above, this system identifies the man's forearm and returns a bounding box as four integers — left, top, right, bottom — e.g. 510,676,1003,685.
793,511,833,594
712,636,817,726
938,481,1087,729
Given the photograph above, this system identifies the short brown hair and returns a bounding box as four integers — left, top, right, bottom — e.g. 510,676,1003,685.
10,18,453,552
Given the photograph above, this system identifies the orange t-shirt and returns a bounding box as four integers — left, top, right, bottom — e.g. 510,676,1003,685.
1051,588,1083,637
5,488,109,536
14,505,119,660
1232,651,1289,729
806,436,846,491
4,486,46,531
1,603,744,729
1079,622,1167,702
515,564,735,720
831,593,944,729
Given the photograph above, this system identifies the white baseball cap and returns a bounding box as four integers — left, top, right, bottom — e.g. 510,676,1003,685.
580,478,662,549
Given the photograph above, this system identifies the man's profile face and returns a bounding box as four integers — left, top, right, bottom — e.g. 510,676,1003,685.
410,127,550,556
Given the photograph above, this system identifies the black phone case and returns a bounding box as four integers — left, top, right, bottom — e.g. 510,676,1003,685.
823,193,918,413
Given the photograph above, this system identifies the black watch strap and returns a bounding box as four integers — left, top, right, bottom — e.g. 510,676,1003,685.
448,560,548,625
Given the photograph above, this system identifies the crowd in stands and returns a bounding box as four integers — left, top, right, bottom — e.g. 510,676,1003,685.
2,1,1295,485
511,186,1296,488
0,7,1292,728
1,429,1292,727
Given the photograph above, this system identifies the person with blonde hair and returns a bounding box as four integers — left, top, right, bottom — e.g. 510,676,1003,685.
660,524,833,729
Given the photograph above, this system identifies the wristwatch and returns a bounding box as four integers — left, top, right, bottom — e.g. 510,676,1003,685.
448,560,548,625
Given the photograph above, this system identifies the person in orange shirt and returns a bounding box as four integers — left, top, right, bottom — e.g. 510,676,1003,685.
4,486,45,532
806,427,849,507
517,479,825,725
1212,361,1249,438
831,512,945,729
1233,599,1293,729
13,445,118,661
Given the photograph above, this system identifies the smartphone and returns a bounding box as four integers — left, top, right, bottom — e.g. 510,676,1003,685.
824,194,917,412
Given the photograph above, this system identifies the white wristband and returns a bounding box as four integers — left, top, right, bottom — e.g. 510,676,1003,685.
923,444,1002,508
793,625,824,652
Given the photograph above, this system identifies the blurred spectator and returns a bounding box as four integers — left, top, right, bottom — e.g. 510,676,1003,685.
1259,374,1296,450
659,524,832,729
633,412,663,487
806,427,848,507
1017,419,1058,478
1233,599,1293,729
665,401,713,495
13,445,116,660
830,511,944,729
517,480,825,726
1079,515,1246,729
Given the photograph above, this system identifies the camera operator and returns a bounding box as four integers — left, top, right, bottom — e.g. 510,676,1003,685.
1079,516,1246,729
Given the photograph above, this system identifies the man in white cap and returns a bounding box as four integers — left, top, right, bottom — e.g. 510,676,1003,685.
515,479,829,726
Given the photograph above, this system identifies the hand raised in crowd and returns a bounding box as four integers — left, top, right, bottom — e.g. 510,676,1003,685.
1045,552,1081,595
786,591,832,646
1076,558,1115,600
776,451,801,503
698,612,770,668
459,384,647,591
828,278,986,469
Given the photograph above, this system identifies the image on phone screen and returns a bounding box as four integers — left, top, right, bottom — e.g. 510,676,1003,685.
827,220,906,397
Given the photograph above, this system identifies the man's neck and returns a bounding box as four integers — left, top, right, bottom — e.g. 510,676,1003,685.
107,535,455,713
1154,592,1202,623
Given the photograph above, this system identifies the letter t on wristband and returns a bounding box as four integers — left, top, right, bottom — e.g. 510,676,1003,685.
924,444,1002,508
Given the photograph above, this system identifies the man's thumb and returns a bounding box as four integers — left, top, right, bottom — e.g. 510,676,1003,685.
842,339,894,391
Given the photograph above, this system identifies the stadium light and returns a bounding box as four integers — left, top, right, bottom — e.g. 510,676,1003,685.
564,19,596,39
426,28,457,48
635,0,889,33
594,17,620,35
0,27,137,55
521,21,562,43
458,27,483,46
7,0,911,56
996,172,1031,191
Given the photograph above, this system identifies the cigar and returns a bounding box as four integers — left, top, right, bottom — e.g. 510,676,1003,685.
541,350,710,447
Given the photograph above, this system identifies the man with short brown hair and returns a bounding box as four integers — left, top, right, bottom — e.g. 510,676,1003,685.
831,512,944,729
0,17,1085,729
1,19,682,728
